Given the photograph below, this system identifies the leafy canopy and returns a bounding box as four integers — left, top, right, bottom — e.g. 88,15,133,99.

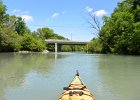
99,0,140,54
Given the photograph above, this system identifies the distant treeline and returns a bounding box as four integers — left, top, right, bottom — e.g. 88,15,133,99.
88,0,140,55
0,0,140,54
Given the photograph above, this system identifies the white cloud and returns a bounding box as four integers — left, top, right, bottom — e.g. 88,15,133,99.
85,6,93,12
12,9,20,13
52,13,60,19
85,6,108,17
21,15,33,22
11,9,33,23
12,9,29,14
47,11,66,22
12,9,30,16
93,10,108,17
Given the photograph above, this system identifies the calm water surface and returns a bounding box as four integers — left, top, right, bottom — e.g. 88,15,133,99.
0,52,140,100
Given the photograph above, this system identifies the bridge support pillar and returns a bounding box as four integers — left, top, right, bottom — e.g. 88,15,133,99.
55,43,61,52
55,43,58,53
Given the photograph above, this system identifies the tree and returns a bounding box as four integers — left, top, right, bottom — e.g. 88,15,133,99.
36,27,65,39
0,0,47,52
15,17,30,35
86,12,112,53
0,0,6,27
0,26,21,52
86,13,101,37
21,33,46,52
132,0,140,10
88,38,103,53
99,0,140,54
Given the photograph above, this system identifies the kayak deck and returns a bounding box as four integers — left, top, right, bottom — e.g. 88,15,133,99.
59,71,95,100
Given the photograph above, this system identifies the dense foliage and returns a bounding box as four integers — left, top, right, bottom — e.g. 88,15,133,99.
100,0,140,54
61,45,86,52
0,0,47,52
35,28,65,39
88,0,140,55
88,38,103,53
0,26,21,52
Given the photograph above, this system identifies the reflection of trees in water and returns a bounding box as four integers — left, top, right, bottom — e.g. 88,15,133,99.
97,55,140,100
0,52,81,99
18,53,55,74
0,53,60,99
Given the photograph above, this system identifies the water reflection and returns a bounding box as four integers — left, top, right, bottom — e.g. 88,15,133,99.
0,53,69,100
97,55,140,100
0,53,140,100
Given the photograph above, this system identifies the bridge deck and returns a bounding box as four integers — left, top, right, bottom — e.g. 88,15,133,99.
45,39,88,45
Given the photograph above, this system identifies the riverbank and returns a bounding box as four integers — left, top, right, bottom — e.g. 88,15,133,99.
18,50,49,54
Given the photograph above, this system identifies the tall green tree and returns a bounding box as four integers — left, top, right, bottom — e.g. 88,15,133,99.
0,0,6,27
99,0,140,54
15,17,30,35
0,26,21,52
36,27,65,39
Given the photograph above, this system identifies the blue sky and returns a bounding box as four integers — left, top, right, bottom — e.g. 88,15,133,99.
3,0,122,41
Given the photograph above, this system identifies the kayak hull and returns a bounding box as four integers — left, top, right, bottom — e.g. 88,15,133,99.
59,72,95,100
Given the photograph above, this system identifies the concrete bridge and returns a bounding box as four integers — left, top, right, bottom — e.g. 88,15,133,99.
45,39,89,52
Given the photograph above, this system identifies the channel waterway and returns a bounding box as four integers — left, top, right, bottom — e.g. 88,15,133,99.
0,52,140,100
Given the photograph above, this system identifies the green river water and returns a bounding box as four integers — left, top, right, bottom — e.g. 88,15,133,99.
0,52,140,100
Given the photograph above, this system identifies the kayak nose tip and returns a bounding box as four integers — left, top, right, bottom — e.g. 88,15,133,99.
76,70,79,76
